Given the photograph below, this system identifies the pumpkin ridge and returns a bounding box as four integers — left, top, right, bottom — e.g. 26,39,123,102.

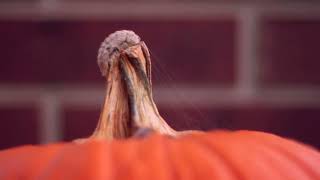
226,132,310,179
238,131,320,179
193,133,247,180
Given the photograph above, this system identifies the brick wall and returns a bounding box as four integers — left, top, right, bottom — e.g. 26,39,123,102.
1,2,320,150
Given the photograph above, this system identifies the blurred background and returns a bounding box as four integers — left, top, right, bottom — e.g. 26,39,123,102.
0,1,320,150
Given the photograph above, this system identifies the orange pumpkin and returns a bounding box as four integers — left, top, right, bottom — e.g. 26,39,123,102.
0,30,319,180
1,131,320,180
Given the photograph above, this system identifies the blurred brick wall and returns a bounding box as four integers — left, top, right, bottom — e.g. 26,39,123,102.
1,2,320,150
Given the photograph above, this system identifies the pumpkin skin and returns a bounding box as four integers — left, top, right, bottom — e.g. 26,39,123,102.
0,130,319,180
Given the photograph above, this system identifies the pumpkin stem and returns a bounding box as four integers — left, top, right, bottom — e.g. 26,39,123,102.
87,30,177,140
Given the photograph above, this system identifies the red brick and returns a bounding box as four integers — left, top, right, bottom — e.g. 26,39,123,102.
0,107,39,150
0,20,236,85
261,19,320,85
62,105,320,148
62,108,100,141
61,105,320,149
159,106,228,131
159,106,320,149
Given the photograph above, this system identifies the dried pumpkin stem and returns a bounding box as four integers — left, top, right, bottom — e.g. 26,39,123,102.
127,55,152,96
84,30,178,141
72,30,201,143
119,57,138,132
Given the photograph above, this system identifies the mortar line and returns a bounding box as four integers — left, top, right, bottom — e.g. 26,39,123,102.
38,92,62,144
1,2,320,20
235,7,260,98
0,85,320,108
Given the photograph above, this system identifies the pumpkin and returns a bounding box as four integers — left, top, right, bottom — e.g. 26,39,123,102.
0,30,319,180
1,131,320,180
